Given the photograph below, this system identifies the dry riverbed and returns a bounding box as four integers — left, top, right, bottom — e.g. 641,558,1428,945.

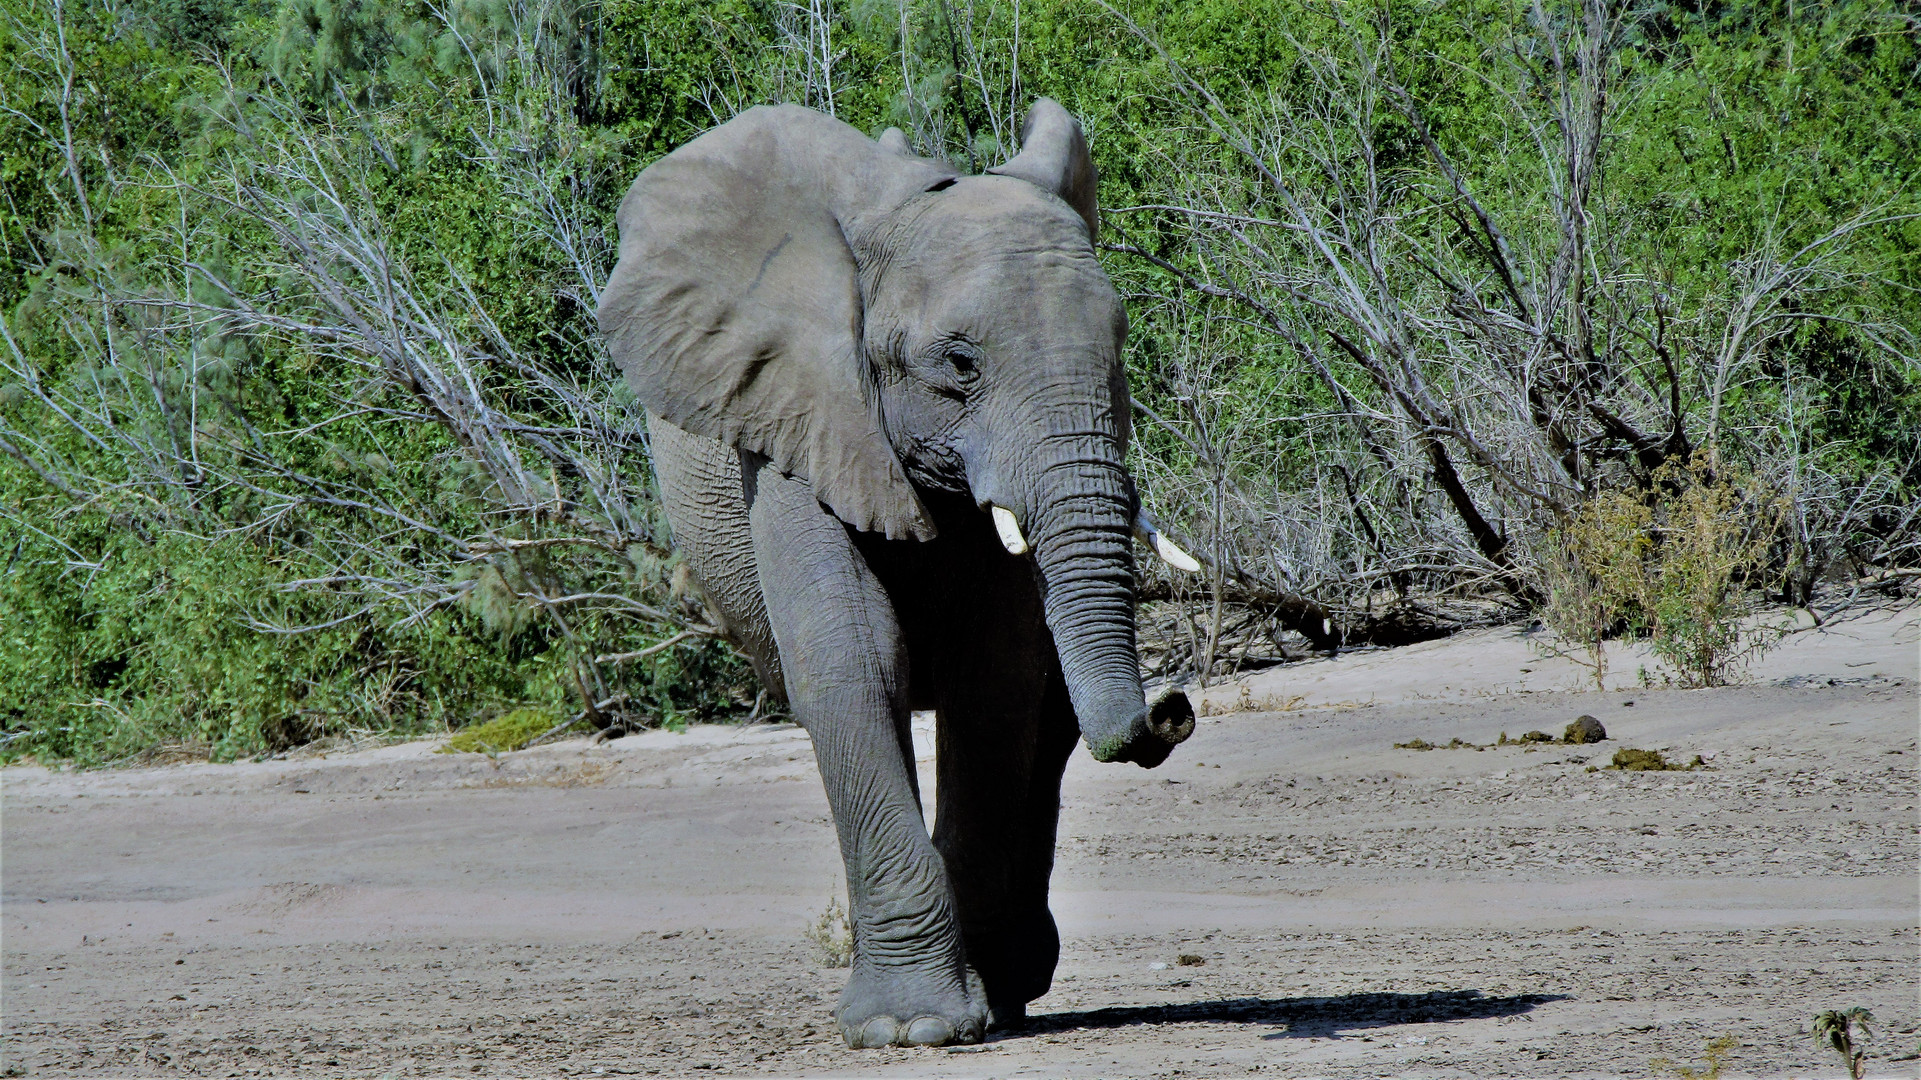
5,606,1916,1078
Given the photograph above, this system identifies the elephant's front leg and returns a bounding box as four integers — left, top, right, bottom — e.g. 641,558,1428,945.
924,534,1079,1028
744,457,984,1048
935,671,1078,1028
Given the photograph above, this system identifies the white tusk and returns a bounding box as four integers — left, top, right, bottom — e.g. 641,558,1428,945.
1133,510,1202,572
990,504,1029,555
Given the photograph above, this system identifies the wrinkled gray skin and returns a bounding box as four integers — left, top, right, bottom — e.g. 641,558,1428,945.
598,99,1194,1049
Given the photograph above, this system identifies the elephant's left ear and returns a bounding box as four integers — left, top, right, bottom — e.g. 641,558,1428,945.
988,98,1099,240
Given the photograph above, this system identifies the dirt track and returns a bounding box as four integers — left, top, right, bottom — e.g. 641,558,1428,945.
5,607,1917,1078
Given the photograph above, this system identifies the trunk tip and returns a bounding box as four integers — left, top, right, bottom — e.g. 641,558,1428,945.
1084,684,1193,768
1148,682,1195,743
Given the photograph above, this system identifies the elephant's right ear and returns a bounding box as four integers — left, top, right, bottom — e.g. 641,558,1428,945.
599,106,956,541
988,98,1099,240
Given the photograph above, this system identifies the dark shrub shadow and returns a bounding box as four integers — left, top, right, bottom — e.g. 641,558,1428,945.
1000,989,1568,1041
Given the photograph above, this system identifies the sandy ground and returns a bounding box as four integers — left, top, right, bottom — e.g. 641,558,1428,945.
4,605,1917,1078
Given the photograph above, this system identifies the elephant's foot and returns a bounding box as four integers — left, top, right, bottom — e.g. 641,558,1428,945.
966,907,1059,1030
980,977,1041,1032
836,961,986,1048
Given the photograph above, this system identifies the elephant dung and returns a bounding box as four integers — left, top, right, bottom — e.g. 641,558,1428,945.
1564,715,1608,744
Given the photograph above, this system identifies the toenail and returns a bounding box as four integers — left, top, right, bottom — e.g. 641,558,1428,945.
903,1015,955,1046
860,1016,900,1048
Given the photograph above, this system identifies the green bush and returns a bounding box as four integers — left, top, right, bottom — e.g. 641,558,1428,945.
2,0,1913,766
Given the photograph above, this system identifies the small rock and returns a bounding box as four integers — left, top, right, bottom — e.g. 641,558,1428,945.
1564,716,1607,744
1176,954,1206,967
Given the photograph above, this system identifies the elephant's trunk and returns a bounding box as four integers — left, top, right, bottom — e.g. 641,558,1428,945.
1018,449,1192,768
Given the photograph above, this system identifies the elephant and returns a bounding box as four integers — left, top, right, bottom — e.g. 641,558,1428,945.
597,98,1200,1049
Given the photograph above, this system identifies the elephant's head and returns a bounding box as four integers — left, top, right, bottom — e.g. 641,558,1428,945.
599,99,1196,767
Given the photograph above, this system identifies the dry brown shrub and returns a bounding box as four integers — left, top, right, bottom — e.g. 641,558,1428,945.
1538,449,1786,688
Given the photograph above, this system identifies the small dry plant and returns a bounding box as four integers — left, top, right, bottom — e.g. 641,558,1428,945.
804,896,853,968
1538,450,1785,689
471,760,617,789
1650,1034,1736,1079
1201,684,1307,716
1538,485,1653,690
1813,1007,1874,1079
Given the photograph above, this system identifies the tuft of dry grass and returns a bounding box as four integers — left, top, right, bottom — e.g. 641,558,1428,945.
803,897,853,968
1650,1034,1737,1079
128,741,213,766
288,732,399,760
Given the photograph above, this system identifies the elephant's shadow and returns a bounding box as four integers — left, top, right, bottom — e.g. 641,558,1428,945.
997,989,1569,1041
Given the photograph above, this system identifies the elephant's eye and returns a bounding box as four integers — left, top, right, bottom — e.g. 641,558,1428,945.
916,338,981,395
946,348,979,382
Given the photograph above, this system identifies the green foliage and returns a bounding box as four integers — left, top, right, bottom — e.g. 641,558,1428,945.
3,0,1915,765
0,521,585,765
0,0,758,765
1616,1,1921,484
440,705,569,754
